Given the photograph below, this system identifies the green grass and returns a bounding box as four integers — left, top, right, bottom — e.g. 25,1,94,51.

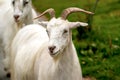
32,0,120,79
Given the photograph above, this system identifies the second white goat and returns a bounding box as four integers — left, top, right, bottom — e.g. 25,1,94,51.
2,0,39,76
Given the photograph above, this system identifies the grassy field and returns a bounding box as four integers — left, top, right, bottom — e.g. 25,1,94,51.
32,0,120,80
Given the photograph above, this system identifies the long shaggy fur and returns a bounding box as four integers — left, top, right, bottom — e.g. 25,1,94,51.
11,24,48,80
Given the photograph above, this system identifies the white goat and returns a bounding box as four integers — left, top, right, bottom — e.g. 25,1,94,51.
1,0,39,76
35,8,93,80
11,7,93,80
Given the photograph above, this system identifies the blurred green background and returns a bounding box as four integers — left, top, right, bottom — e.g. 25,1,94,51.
32,0,120,80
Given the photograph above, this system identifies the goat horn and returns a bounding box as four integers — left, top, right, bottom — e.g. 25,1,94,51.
34,8,55,19
61,7,94,20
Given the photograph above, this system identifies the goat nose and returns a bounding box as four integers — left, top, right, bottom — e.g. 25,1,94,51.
48,46,56,53
14,15,20,20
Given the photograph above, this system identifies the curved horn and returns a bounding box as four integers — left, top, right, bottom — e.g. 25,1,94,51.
34,8,55,19
61,7,94,20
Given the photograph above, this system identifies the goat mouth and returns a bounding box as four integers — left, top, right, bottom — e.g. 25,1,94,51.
14,19,19,22
49,51,59,57
14,18,21,23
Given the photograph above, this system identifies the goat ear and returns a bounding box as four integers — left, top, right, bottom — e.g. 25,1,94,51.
69,22,88,29
38,21,49,28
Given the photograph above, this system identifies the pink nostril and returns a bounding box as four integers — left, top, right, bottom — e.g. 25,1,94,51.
14,15,20,20
48,46,56,53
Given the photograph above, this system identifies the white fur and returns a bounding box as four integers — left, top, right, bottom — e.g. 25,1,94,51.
11,24,48,80
36,18,84,80
1,0,39,74
0,0,17,72
11,16,87,80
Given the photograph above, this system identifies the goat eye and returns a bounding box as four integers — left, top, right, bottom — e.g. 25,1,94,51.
46,30,49,36
63,29,68,34
12,1,15,5
23,1,29,6
46,29,48,33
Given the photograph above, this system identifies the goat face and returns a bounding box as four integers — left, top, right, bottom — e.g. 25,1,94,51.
45,18,88,58
46,18,70,57
37,7,93,58
12,0,31,23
